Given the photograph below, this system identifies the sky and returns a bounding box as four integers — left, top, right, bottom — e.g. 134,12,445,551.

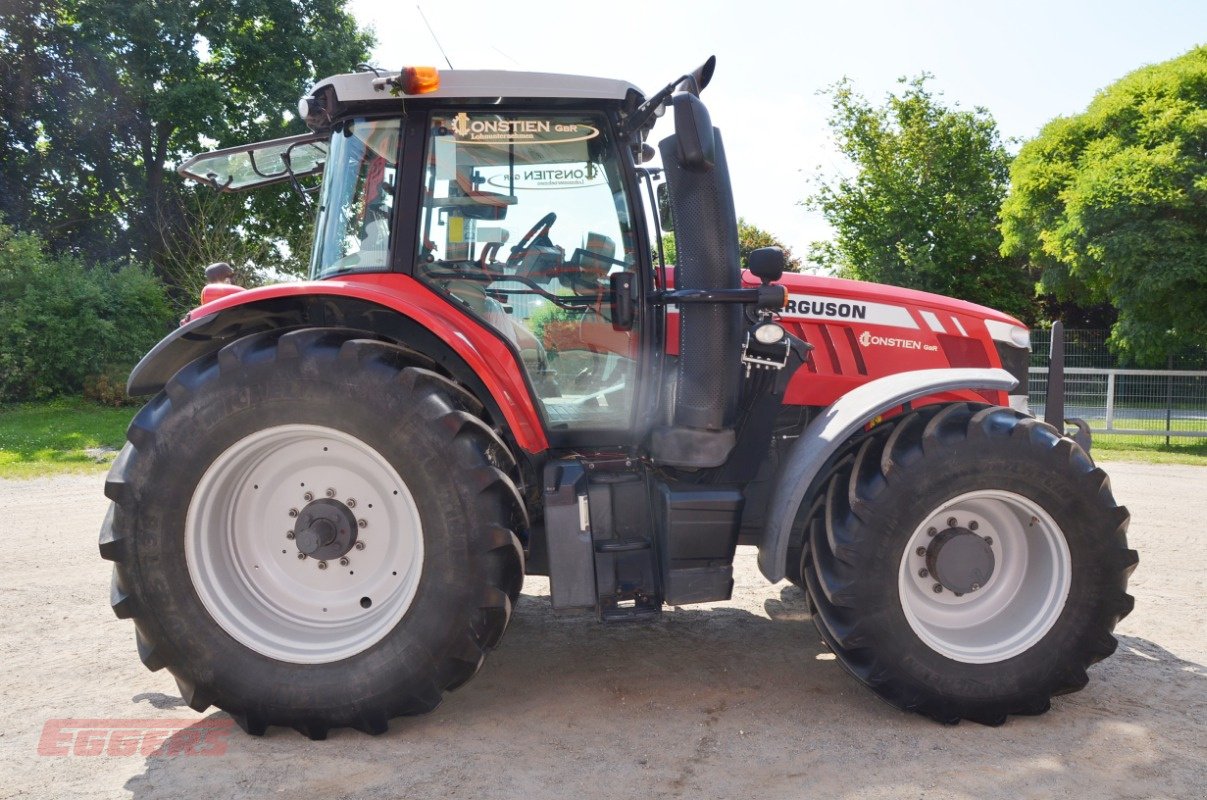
347,0,1206,262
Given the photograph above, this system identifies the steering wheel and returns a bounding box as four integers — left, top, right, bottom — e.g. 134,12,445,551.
506,211,558,268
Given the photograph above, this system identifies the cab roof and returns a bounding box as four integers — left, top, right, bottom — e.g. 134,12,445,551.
311,69,644,106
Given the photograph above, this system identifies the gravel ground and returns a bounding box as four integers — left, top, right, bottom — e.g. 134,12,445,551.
0,461,1203,800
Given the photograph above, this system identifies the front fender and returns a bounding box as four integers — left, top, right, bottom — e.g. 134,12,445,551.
757,368,1018,583
128,276,549,454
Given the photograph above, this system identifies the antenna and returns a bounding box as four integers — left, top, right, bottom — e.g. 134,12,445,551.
417,4,454,70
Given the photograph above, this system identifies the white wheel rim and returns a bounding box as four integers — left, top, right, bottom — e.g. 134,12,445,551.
185,424,423,664
898,490,1071,664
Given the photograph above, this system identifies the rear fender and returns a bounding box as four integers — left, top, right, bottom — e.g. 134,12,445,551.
128,278,549,454
757,368,1017,583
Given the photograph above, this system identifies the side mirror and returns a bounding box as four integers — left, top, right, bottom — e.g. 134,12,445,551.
747,247,785,284
672,93,715,172
657,182,673,232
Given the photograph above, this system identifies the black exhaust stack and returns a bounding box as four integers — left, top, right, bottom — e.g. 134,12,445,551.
649,94,743,468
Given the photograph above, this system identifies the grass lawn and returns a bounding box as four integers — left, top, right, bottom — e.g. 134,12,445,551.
1,399,1204,479
0,398,134,478
1091,436,1207,466
1063,415,1207,465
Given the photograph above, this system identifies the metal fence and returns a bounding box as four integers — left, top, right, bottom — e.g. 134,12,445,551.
1026,329,1207,444
1029,367,1207,443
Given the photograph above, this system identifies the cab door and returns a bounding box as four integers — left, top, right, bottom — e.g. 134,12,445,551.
412,109,650,444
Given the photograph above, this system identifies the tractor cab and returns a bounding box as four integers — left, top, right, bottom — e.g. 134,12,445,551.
178,58,780,458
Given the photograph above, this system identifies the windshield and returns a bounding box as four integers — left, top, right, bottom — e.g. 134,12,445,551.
310,118,402,278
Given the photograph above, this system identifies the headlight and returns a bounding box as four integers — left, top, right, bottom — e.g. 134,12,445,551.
752,322,786,345
984,319,1031,349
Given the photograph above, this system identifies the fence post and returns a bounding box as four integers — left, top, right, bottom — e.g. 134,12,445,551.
1045,321,1065,432
1166,354,1173,446
1105,371,1116,431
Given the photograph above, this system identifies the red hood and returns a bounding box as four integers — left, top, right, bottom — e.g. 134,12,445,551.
742,270,1024,327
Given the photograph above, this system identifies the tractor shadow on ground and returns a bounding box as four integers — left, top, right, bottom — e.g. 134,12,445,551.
123,585,1206,800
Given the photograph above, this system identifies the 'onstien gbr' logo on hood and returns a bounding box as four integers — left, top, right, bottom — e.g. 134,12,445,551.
858,330,938,352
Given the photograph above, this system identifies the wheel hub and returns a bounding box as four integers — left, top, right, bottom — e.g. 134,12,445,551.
926,527,995,594
293,498,358,559
898,490,1072,664
185,424,424,664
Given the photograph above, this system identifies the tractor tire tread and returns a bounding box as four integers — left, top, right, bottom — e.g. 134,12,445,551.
101,328,526,737
802,403,1136,725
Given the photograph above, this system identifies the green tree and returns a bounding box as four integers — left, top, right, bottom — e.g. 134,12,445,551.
807,76,1032,321
1000,46,1207,365
660,218,801,271
0,0,372,280
660,232,676,265
737,219,803,271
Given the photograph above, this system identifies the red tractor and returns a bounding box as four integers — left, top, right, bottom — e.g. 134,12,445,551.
101,58,1137,737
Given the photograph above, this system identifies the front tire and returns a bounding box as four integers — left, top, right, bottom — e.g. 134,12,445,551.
100,329,526,738
802,404,1137,725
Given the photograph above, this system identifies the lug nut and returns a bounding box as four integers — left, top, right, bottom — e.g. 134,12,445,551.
339,557,350,567
288,508,299,518
915,546,927,557
326,488,336,498
318,560,328,570
346,498,357,508
354,541,366,551
969,521,979,531
970,582,981,591
303,491,314,502
947,517,957,528
357,518,367,529
984,536,993,546
297,553,306,560
927,527,937,537
918,568,929,578
286,531,295,540
932,583,943,594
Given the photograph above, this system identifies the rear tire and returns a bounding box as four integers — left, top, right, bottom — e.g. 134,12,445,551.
802,404,1137,725
100,329,526,738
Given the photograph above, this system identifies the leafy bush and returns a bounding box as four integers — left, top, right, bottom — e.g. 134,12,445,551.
83,366,139,406
0,225,175,401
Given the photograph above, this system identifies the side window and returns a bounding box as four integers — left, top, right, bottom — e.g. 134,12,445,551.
415,111,640,432
311,118,400,278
